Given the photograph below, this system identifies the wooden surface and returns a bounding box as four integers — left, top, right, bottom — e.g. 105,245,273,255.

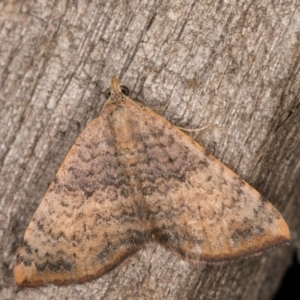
0,1,299,299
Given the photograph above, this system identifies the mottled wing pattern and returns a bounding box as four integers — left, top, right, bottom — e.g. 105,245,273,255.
14,106,146,286
127,100,290,262
14,77,290,287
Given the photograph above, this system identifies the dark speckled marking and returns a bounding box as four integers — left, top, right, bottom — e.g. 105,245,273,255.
20,240,32,255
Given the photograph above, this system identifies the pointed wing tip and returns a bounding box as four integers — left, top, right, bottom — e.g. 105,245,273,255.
279,219,291,242
13,264,33,287
270,212,290,243
245,216,291,255
13,261,49,287
13,264,63,287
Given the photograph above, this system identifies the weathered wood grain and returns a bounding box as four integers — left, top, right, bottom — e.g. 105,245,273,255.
1,1,300,299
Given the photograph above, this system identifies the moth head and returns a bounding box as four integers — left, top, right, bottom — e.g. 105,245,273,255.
105,77,129,100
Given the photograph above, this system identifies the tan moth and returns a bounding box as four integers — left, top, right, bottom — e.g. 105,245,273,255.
14,77,290,286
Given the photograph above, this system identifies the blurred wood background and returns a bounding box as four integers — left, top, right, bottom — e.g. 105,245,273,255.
1,1,300,299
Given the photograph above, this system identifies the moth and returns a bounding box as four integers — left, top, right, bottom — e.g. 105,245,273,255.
14,77,290,286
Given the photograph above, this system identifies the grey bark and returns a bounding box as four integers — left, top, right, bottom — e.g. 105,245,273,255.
1,0,300,299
